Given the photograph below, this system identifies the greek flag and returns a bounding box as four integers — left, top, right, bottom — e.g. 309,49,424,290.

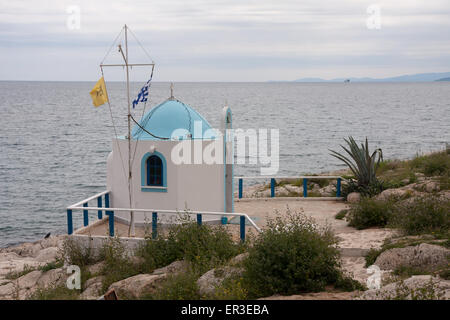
132,75,152,109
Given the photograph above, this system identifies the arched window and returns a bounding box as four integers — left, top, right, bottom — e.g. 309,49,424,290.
146,155,163,186
141,151,167,192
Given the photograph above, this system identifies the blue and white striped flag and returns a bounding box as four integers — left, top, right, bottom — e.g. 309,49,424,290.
132,74,153,109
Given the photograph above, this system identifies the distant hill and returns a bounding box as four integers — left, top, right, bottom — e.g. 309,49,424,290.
288,72,450,83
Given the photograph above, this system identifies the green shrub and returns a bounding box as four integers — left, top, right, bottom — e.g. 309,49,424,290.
347,197,395,229
365,248,382,267
211,276,249,300
38,260,64,272
330,137,383,195
335,209,348,220
135,237,180,273
137,218,243,274
389,196,450,236
142,272,200,300
28,284,80,300
98,237,140,292
242,212,358,298
59,237,98,267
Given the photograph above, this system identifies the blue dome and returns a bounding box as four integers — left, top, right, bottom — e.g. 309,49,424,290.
131,99,214,140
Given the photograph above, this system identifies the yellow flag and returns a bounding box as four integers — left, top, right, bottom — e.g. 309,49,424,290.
90,77,109,107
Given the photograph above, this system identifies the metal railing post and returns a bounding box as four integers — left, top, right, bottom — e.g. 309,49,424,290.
97,196,102,219
67,209,73,235
336,178,341,197
270,178,275,198
303,178,308,197
107,212,114,237
152,212,158,239
240,216,246,242
83,202,89,227
238,178,243,199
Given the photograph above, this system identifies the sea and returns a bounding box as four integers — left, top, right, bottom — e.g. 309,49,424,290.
0,81,449,247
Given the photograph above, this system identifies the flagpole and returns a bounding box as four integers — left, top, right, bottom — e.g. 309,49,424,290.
101,25,154,237
124,24,135,237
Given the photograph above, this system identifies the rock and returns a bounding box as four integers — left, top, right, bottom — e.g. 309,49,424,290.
197,266,244,296
152,260,189,275
284,185,302,195
0,281,16,299
36,267,68,288
259,291,358,300
319,184,335,197
80,276,104,300
17,270,43,289
229,253,249,266
376,188,407,201
275,186,289,197
347,192,361,203
108,274,166,299
424,181,440,193
0,252,41,278
357,275,450,300
374,243,449,272
87,261,105,275
35,247,59,263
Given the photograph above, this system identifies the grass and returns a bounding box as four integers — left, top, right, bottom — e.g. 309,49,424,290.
5,265,36,280
389,196,450,236
141,272,201,300
377,150,450,190
28,284,80,300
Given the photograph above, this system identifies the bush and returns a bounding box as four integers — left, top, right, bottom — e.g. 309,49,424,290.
242,212,360,298
137,219,243,274
28,284,80,300
389,196,450,236
347,197,395,229
410,151,450,177
59,237,98,267
142,272,200,300
98,237,141,292
335,209,348,220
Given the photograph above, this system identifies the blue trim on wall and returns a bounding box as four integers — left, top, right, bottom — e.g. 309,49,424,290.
141,151,167,192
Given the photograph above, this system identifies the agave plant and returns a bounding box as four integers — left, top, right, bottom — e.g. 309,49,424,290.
330,137,383,187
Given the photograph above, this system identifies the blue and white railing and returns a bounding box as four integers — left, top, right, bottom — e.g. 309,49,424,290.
67,192,261,241
235,175,344,199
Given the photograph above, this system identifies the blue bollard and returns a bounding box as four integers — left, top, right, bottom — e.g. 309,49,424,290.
97,196,102,219
67,209,73,235
336,178,342,197
240,216,246,242
238,178,243,199
152,212,158,239
303,178,308,197
197,214,202,226
271,178,275,197
83,202,89,227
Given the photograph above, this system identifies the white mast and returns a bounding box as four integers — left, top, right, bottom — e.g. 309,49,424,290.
101,24,155,237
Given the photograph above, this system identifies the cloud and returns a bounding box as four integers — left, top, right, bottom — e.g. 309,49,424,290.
0,0,449,81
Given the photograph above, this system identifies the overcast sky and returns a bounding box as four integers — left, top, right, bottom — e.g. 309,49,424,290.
1,0,450,81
